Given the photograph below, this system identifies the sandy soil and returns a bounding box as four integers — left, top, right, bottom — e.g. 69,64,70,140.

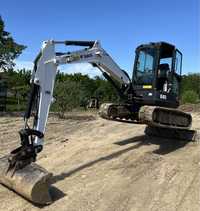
0,111,199,211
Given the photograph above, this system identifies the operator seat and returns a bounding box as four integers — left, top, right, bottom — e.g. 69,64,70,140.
157,63,170,91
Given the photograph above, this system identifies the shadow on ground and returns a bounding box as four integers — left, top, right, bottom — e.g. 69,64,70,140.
49,186,66,202
106,118,143,124
51,133,191,185
51,138,144,184
115,134,190,155
30,186,66,208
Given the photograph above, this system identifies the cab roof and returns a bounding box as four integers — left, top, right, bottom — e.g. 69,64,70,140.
135,42,181,58
136,42,176,51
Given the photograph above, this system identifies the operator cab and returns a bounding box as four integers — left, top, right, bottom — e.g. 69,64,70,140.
132,42,182,108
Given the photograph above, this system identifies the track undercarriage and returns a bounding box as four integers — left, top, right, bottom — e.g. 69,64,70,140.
0,40,197,205
99,103,194,140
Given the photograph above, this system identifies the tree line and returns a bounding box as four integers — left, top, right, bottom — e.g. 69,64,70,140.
2,68,200,111
181,74,200,104
0,15,199,114
3,69,120,113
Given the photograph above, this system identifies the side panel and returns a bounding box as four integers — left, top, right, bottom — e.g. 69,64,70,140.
133,85,179,108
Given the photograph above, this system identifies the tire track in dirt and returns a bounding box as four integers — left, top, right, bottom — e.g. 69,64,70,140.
0,113,199,211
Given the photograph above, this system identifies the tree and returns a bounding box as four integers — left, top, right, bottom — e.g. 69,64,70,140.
181,73,200,99
53,80,80,118
94,76,119,102
181,90,199,104
0,16,26,70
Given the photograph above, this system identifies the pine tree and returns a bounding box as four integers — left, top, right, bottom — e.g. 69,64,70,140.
0,16,26,70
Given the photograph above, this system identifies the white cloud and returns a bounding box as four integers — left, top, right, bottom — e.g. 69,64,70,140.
14,60,101,78
14,60,33,70
60,63,101,77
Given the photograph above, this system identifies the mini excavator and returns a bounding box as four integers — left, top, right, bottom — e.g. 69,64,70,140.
0,40,194,204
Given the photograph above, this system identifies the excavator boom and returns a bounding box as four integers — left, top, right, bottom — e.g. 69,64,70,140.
0,40,132,204
0,40,194,205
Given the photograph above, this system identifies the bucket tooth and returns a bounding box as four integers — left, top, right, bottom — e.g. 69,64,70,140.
0,155,53,205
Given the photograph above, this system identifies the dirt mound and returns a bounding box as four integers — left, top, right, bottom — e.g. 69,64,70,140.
179,103,200,112
49,111,97,121
64,114,96,121
0,111,24,117
0,112,199,211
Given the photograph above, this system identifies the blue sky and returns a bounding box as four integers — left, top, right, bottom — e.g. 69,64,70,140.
1,0,199,76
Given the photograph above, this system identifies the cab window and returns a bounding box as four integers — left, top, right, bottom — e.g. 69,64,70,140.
134,48,155,84
175,50,182,75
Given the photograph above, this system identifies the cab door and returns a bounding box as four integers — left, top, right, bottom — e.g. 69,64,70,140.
171,50,182,101
156,48,182,108
156,50,175,106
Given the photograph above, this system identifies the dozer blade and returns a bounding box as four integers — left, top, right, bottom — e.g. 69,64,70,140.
0,155,53,205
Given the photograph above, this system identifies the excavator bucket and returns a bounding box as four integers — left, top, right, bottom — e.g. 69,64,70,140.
0,155,53,205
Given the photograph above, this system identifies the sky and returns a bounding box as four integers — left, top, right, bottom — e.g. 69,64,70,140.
1,0,199,76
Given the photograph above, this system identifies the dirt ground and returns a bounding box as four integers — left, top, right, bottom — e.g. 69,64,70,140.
0,111,199,211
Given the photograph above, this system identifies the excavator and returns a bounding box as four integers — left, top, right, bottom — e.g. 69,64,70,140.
0,40,195,204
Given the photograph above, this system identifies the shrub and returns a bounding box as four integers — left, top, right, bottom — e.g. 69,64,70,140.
52,80,80,118
181,90,199,104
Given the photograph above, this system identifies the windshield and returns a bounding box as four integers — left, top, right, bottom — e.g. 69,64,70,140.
134,48,155,85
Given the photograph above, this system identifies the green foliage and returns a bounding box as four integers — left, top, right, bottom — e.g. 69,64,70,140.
0,14,199,112
3,68,200,112
93,76,119,102
52,72,119,116
52,80,81,118
181,73,200,100
3,69,120,112
0,16,26,70
6,68,31,96
181,90,199,104
2,68,31,111
54,72,119,110
6,96,27,111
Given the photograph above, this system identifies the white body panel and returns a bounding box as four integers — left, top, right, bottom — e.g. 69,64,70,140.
33,41,57,145
30,40,131,146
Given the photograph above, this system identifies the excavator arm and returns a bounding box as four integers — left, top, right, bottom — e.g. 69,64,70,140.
1,40,194,205
8,40,131,170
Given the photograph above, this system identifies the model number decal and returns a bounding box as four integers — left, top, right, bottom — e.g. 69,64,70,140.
160,94,167,100
80,53,93,59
